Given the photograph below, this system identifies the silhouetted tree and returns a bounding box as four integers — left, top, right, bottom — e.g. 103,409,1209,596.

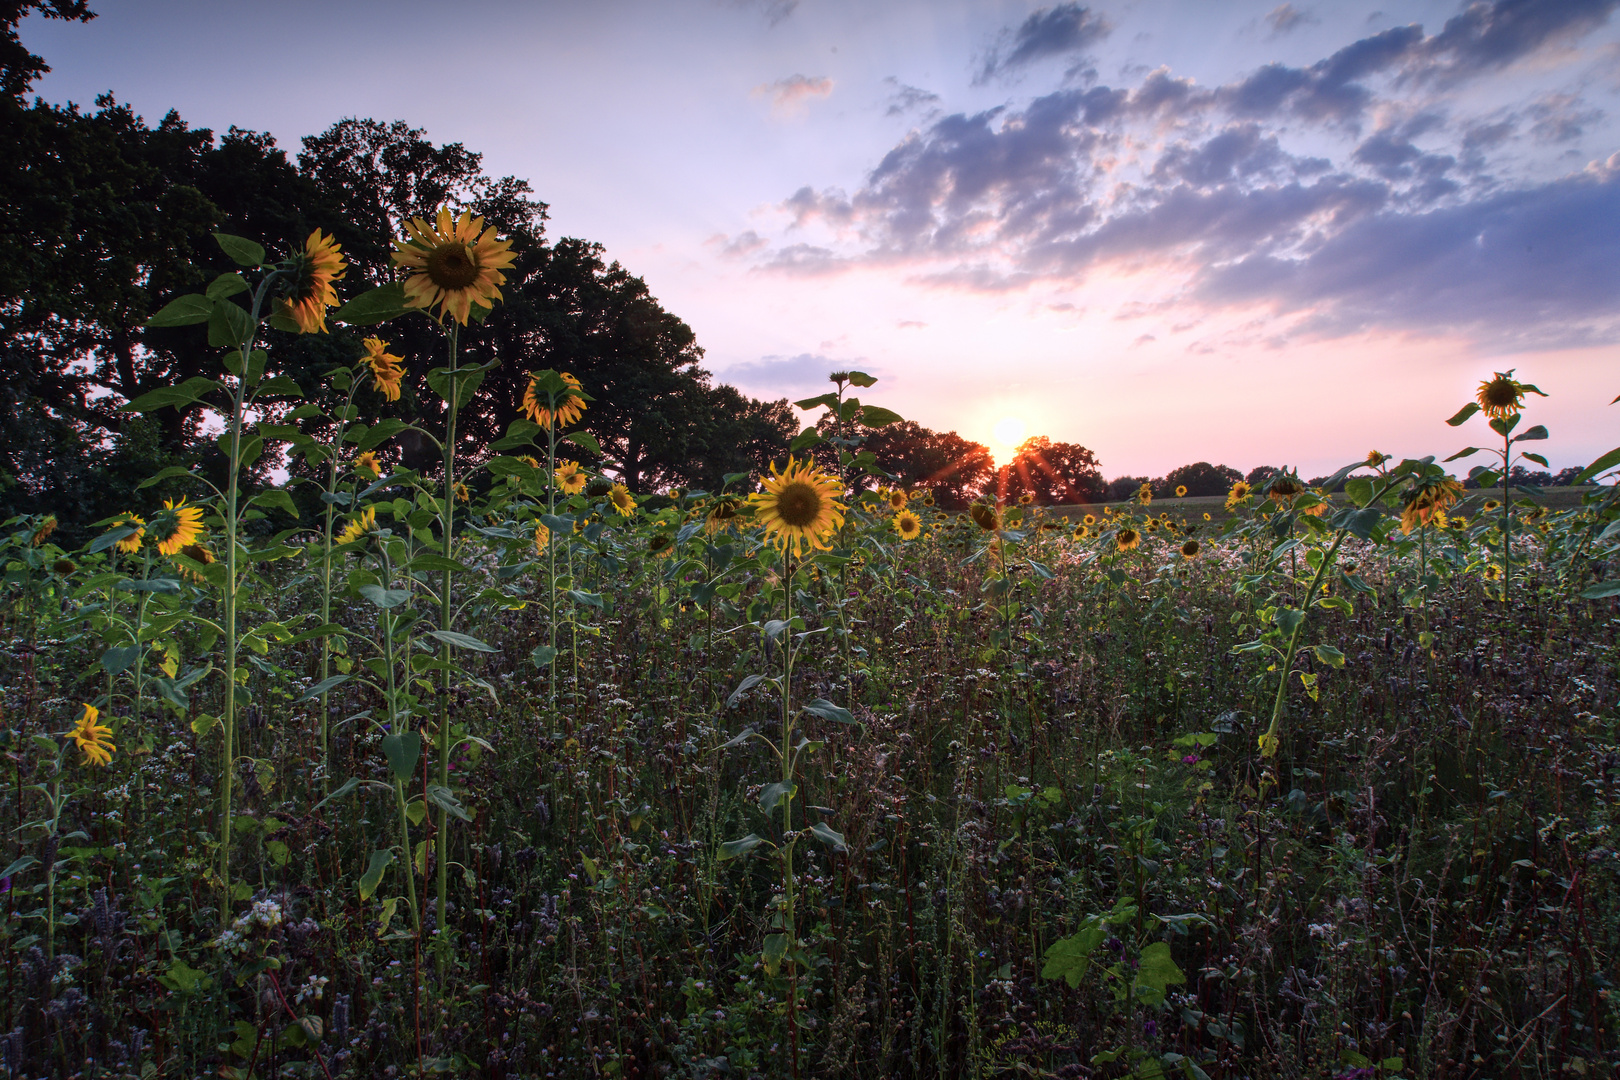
999,437,1106,505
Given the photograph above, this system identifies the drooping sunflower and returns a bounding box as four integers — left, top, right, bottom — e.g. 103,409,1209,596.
1266,472,1305,506
609,483,637,515
110,513,145,554
1366,450,1387,467
454,481,471,503
890,488,909,511
335,507,377,546
1400,475,1465,534
392,208,516,325
353,450,383,477
534,520,550,555
523,372,587,429
360,337,405,401
70,703,115,767
749,456,846,556
969,503,1000,533
648,533,675,558
1175,485,1187,498
1476,370,1528,419
31,515,56,546
893,509,922,539
1116,527,1140,551
1181,538,1201,559
176,542,216,584
278,229,347,334
705,495,743,534
554,459,588,496
1301,489,1331,517
154,499,204,557
1225,481,1252,510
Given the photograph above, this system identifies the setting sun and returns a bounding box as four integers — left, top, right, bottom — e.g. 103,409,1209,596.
990,417,1027,463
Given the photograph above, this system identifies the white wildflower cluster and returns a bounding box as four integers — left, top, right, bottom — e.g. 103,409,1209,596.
295,975,330,1004
215,898,286,954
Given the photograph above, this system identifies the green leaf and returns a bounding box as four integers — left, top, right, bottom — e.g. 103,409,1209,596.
761,932,790,977
426,783,472,822
335,281,411,326
1041,924,1105,987
358,850,394,901
1274,608,1306,637
312,777,361,813
213,232,265,267
1132,941,1185,1006
790,428,826,451
718,833,764,860
1343,477,1373,507
125,376,223,413
295,675,349,703
207,299,254,348
135,464,203,489
100,645,140,675
1576,446,1620,484
758,781,796,815
727,673,765,707
488,419,541,452
1342,508,1383,541
380,732,422,782
1312,644,1347,668
801,698,856,724
249,488,299,519
1443,447,1481,462
1521,452,1549,468
1580,581,1620,600
794,392,840,411
859,405,903,427
427,629,497,653
359,584,411,608
145,294,214,328
206,272,249,300
809,821,848,851
846,370,878,387
0,855,40,880
564,430,603,454
1446,402,1481,426
1512,424,1549,442
530,645,557,669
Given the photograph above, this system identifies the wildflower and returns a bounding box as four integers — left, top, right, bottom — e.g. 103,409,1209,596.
533,520,549,555
969,503,1000,533
31,515,56,546
70,704,115,767
890,489,909,511
1476,370,1529,419
705,495,743,534
392,208,516,325
111,513,145,553
1181,538,1200,558
353,451,382,477
278,229,347,334
335,507,376,546
749,456,846,556
1225,481,1251,510
1116,527,1140,551
609,483,636,515
893,509,922,539
523,371,587,429
1136,482,1153,506
1175,485,1187,498
361,337,405,401
554,460,588,496
154,499,203,557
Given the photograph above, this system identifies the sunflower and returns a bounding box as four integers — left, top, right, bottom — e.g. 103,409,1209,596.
555,460,588,496
749,456,846,556
1181,538,1201,558
609,483,637,515
1073,524,1090,541
110,513,144,554
1301,489,1331,517
1225,481,1252,510
920,490,935,506
353,451,383,477
392,208,516,325
153,499,204,557
361,337,405,401
70,703,115,767
1366,450,1387,467
1483,562,1502,581
1017,492,1034,506
648,533,675,558
534,520,550,555
893,509,922,539
1400,476,1465,534
523,372,587,429
1136,482,1153,506
705,495,743,534
1116,527,1140,551
1482,499,1501,512
1144,519,1159,534
454,481,471,503
890,488,909,511
335,507,377,546
1175,485,1187,498
969,503,1000,533
1266,472,1305,506
278,229,347,334
176,542,216,584
1203,512,1211,521
1476,370,1527,419
31,515,56,546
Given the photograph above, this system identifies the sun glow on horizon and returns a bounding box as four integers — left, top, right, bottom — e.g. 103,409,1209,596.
990,417,1027,464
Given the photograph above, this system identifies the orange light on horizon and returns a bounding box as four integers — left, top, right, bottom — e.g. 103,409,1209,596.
990,417,1027,464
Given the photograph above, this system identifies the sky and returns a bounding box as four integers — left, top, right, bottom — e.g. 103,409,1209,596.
21,0,1620,477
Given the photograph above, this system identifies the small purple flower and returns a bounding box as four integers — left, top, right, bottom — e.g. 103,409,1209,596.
1182,754,1200,765
1143,1020,1158,1038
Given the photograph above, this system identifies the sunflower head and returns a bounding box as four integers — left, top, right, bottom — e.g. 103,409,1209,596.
110,513,145,554
154,499,204,557
893,509,922,540
353,451,383,477
70,703,115,767
1116,527,1140,551
609,483,637,515
392,208,516,325
705,495,743,534
969,503,1001,533
1083,513,1096,526
335,506,377,546
920,490,935,506
1017,492,1034,506
534,520,550,555
278,229,347,334
555,459,588,496
1136,482,1153,506
454,481,471,504
31,515,56,546
1266,472,1305,505
749,456,846,556
1225,481,1252,510
360,337,405,401
524,371,587,429
1073,524,1090,541
648,533,675,558
1181,538,1200,558
889,489,909,511
1366,450,1387,467
1482,499,1501,512
1175,485,1187,498
1145,519,1159,534
1476,370,1527,419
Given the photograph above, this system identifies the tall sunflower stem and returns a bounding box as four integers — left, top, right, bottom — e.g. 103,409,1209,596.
436,321,460,977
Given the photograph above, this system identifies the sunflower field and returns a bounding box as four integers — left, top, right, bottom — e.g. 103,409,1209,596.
5,219,1620,1080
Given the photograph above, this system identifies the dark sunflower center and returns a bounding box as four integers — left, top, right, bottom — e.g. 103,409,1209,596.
1481,378,1519,408
426,243,480,289
776,482,823,528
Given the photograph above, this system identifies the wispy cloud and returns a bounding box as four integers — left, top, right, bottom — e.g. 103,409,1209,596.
719,352,858,392
754,74,833,117
977,3,1112,84
1265,4,1317,37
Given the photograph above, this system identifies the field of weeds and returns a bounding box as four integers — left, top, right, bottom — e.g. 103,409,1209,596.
4,229,1620,1080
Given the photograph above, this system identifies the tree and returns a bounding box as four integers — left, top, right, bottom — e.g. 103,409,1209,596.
1107,475,1150,502
1157,462,1242,498
999,437,1106,505
858,420,994,509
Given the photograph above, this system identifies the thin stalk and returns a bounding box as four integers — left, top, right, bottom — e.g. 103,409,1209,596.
436,321,460,974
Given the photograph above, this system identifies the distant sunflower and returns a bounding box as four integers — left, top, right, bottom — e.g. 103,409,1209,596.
1083,513,1096,527
1400,475,1465,534
1136,482,1153,506
1181,538,1201,559
1476,370,1527,419
1482,499,1501,512
1203,512,1212,521
533,520,550,555
454,481,471,503
1017,492,1034,506
1225,481,1252,510
1073,524,1090,541
335,507,377,546
278,229,347,334
554,460,588,496
890,488,909,511
1116,527,1140,551
1144,519,1159,534
893,509,922,540
609,483,637,515
1301,489,1331,517
392,208,516,325
110,513,144,554
361,337,405,401
523,371,587,429
1175,485,1187,498
154,499,203,557
749,456,846,556
353,450,383,477
969,503,1000,533
70,703,115,767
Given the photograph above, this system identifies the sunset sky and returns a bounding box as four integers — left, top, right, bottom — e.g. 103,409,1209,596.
22,0,1620,477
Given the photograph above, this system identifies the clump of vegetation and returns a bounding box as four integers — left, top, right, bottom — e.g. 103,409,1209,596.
4,208,1620,1080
